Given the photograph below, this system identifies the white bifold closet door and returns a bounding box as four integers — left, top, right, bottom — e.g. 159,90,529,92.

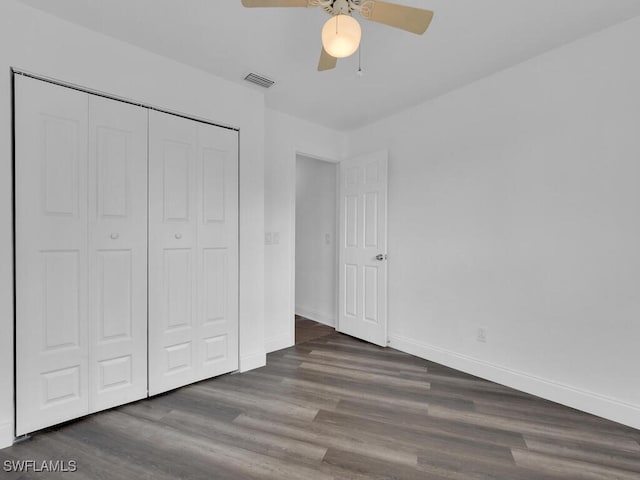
15,76,148,435
87,95,148,413
148,110,239,396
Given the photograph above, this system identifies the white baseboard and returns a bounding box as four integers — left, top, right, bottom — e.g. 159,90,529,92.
389,334,640,431
265,332,293,354
239,350,266,373
295,306,335,327
0,421,13,449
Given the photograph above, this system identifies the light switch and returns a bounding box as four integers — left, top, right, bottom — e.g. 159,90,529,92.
265,232,272,245
273,232,280,245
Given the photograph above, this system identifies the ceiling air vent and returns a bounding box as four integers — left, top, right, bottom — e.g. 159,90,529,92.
244,72,275,89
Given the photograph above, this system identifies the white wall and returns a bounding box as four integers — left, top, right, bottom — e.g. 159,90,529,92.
295,156,337,326
348,17,640,429
264,109,346,353
0,0,265,448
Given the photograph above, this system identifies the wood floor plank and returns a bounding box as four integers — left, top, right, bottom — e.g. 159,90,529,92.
285,352,432,382
234,413,419,467
315,338,427,364
303,339,429,364
278,376,433,411
92,410,333,480
523,436,640,473
298,361,432,392
149,388,245,421
186,383,321,421
475,399,640,438
315,407,528,450
23,422,181,480
263,360,434,401
308,348,429,373
48,428,178,480
322,448,442,480
62,415,240,480
429,404,640,454
512,448,640,480
313,405,522,475
295,315,334,344
115,396,175,421
171,408,325,460
203,373,340,411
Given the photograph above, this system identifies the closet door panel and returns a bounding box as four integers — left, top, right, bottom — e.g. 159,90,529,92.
15,76,89,435
196,123,239,379
148,111,198,395
88,96,148,412
149,112,239,395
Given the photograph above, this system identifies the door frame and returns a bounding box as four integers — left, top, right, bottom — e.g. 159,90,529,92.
290,148,341,344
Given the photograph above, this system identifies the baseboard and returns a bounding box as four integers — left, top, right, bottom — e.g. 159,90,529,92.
295,306,335,327
0,421,13,449
265,332,293,354
389,334,640,431
239,350,266,373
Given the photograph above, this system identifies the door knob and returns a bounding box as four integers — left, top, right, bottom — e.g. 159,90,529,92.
175,233,182,239
110,233,119,240
375,254,387,261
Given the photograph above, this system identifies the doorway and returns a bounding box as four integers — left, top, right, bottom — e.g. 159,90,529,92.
294,154,338,343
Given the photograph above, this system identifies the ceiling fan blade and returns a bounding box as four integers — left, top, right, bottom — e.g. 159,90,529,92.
241,0,310,7
318,47,337,71
362,1,433,35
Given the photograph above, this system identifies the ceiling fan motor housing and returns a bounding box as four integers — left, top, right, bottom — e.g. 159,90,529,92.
331,0,350,14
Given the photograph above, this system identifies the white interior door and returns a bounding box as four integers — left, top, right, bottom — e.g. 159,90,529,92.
338,150,388,347
87,95,148,412
148,111,238,395
15,76,90,435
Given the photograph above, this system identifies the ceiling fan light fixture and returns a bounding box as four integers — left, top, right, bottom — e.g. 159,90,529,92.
321,14,361,59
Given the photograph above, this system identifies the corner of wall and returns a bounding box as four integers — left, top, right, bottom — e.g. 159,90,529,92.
295,306,336,328
265,332,293,354
239,350,266,373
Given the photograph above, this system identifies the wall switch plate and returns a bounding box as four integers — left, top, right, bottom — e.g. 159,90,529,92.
265,232,272,245
477,328,487,343
273,232,280,245
325,233,331,245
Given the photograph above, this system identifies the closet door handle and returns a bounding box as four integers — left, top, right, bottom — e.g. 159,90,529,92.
110,233,119,240
175,233,182,240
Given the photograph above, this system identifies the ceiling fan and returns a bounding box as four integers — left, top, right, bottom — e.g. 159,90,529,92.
241,0,434,71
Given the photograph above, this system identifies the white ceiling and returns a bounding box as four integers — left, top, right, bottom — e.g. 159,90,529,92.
18,0,640,130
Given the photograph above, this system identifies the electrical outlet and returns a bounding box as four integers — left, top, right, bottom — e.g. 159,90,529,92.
325,233,331,245
477,328,487,343
264,232,272,245
273,232,280,245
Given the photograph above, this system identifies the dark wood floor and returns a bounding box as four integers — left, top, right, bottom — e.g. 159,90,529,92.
295,315,335,344
2,323,640,479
